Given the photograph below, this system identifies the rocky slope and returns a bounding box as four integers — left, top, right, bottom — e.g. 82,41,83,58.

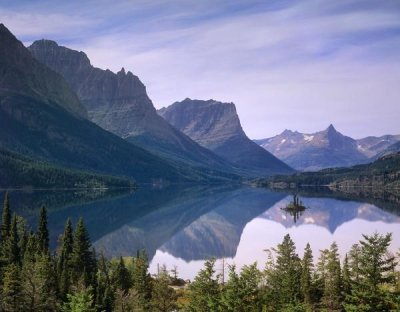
0,24,227,184
158,98,294,176
28,40,235,173
0,25,86,118
356,135,400,158
255,125,372,171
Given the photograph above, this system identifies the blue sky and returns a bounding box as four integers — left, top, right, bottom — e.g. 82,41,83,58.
1,0,400,138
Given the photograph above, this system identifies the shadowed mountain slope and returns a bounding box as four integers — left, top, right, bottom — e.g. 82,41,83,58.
29,40,238,174
0,24,230,184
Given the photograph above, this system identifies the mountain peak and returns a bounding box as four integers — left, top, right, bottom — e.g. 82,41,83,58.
118,67,126,75
0,23,13,36
327,124,336,132
282,129,294,135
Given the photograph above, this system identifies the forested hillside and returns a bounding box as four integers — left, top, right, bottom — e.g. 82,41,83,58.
0,149,134,189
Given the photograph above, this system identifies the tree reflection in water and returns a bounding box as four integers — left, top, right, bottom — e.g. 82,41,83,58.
281,194,308,223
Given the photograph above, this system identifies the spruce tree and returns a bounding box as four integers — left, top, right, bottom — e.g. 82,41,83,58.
20,253,58,311
1,191,11,241
1,263,22,311
265,234,302,310
151,269,177,312
187,258,221,312
96,253,113,312
344,233,397,311
71,218,97,289
132,250,152,311
342,254,352,299
114,256,132,294
220,265,241,311
58,218,74,299
301,243,314,310
4,214,20,266
238,263,262,311
37,206,49,254
321,242,342,312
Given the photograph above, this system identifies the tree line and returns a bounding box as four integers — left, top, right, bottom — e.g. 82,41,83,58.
0,191,399,311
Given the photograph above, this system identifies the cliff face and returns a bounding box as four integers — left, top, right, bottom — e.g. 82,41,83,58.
0,24,211,184
0,26,86,118
29,39,156,137
29,40,235,172
158,98,294,176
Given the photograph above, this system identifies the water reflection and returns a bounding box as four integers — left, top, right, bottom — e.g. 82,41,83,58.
2,186,399,280
280,194,308,223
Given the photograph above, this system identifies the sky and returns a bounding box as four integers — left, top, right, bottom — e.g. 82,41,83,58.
1,0,400,139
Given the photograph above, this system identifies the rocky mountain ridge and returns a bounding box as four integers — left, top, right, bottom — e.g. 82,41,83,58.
255,125,400,171
28,40,236,173
0,25,86,118
0,24,231,184
158,98,294,176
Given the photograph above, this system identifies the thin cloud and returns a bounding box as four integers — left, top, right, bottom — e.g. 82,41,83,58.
2,0,399,138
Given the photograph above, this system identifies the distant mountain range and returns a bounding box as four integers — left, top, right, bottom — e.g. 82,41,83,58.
255,125,400,170
158,98,294,176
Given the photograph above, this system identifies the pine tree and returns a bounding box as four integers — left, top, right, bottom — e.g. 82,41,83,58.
20,253,58,311
96,253,114,312
314,248,328,304
131,250,152,311
37,206,49,254
61,288,96,312
114,256,132,294
58,218,74,299
1,263,22,311
186,258,221,312
1,191,11,242
342,254,352,299
301,243,314,310
264,234,302,310
321,242,342,312
4,214,20,266
348,243,361,284
71,218,97,289
238,263,262,311
151,269,177,312
344,233,397,311
220,264,241,311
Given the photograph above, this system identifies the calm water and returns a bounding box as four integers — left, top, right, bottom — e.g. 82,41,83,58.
2,186,400,280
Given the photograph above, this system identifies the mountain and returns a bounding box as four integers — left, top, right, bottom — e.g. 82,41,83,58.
0,24,225,184
255,125,370,171
28,40,236,173
158,98,294,176
260,196,400,233
373,140,400,160
0,148,133,189
356,135,400,158
0,27,86,118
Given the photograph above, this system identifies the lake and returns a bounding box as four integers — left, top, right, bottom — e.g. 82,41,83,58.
2,185,400,280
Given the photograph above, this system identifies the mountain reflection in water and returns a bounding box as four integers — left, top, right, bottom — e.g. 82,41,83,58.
3,186,400,280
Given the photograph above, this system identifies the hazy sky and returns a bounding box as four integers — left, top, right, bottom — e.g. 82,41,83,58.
2,0,400,139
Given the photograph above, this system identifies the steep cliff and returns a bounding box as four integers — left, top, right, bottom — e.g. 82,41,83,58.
0,24,224,184
158,98,294,176
29,40,236,172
